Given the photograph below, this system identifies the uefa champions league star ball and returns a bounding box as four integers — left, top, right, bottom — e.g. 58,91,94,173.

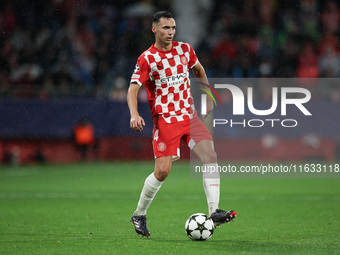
185,213,214,241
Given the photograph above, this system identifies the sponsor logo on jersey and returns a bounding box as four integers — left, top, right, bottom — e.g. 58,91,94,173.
131,74,140,79
160,73,188,84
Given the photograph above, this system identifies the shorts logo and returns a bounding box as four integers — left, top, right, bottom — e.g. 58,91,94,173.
157,142,167,152
134,64,140,73
180,56,188,65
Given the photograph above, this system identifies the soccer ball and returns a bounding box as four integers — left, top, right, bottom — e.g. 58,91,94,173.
185,213,214,241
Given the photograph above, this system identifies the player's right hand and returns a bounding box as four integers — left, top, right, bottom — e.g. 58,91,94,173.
130,115,145,132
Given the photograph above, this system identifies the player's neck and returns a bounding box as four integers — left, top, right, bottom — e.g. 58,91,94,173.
154,41,172,52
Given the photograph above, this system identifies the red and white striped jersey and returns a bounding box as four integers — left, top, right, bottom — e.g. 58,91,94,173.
130,41,198,123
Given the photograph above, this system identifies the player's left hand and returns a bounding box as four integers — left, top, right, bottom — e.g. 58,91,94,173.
130,115,145,132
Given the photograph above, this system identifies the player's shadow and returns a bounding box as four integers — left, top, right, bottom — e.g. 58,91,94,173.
149,238,299,253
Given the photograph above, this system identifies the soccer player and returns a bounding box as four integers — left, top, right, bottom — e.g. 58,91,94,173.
127,11,236,237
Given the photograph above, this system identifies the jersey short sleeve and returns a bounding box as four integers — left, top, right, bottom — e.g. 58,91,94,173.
130,54,150,86
188,43,198,68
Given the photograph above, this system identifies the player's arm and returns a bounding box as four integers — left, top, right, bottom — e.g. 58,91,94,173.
127,82,145,132
192,61,214,118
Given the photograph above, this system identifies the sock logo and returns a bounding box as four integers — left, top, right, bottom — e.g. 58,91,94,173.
144,193,153,198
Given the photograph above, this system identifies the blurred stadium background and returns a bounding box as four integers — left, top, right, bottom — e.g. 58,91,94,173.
1,0,340,164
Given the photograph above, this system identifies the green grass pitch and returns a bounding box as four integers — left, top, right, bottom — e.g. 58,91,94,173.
0,161,339,255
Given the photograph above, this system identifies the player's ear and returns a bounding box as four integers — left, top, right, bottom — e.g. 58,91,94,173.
151,25,156,34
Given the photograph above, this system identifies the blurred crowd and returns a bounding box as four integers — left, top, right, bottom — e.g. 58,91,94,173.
1,0,340,101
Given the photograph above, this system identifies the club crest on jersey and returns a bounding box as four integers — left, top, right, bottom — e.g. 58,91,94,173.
180,56,188,65
134,64,140,73
157,142,167,152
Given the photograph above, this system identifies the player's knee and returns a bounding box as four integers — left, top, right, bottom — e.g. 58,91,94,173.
154,164,171,182
201,150,217,164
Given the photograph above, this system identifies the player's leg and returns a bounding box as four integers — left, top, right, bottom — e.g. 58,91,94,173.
192,139,220,216
189,116,237,226
132,121,180,237
192,139,237,226
131,156,172,237
154,155,173,181
134,155,172,216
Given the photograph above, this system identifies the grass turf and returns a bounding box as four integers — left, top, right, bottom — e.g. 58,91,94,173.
0,161,339,255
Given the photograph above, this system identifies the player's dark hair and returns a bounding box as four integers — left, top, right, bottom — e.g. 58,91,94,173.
152,11,174,24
